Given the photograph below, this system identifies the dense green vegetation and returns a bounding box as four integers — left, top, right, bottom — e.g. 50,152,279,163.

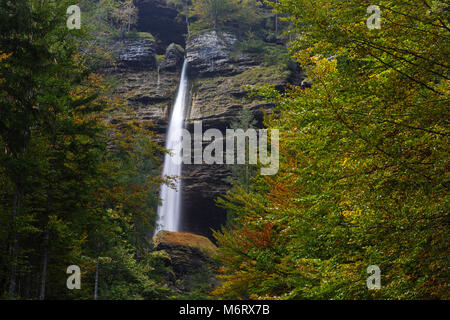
214,0,449,299
0,0,172,300
0,0,448,301
79,0,138,38
170,0,288,40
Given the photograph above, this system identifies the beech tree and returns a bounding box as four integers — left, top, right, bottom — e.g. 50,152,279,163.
214,0,449,299
191,0,261,31
112,0,138,35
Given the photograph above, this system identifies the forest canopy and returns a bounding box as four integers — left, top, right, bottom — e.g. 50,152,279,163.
0,0,448,301
0,0,168,300
214,0,449,300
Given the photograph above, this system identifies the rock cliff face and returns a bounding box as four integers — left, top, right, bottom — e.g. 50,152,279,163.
115,36,158,71
160,43,185,72
110,4,303,241
182,31,296,238
186,31,257,77
108,34,180,143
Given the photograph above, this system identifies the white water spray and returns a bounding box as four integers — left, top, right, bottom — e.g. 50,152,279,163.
154,60,188,235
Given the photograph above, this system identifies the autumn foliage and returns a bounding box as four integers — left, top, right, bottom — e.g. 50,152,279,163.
214,0,449,299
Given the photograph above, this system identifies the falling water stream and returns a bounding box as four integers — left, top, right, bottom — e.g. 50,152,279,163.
154,60,188,236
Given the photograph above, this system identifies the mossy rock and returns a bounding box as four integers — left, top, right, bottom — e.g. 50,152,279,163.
172,43,185,54
153,230,217,257
126,31,155,43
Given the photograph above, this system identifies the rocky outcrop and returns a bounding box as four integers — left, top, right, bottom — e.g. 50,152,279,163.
115,35,158,71
160,43,185,72
180,31,299,239
154,230,217,257
186,31,257,77
153,231,218,294
107,33,183,143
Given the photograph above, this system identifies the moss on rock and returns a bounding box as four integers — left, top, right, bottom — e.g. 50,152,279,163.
126,31,156,43
153,230,217,257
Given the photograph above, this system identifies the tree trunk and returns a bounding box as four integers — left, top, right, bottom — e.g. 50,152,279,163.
94,240,100,300
39,107,57,301
245,162,249,193
8,240,18,296
24,272,31,299
35,272,40,299
8,189,22,296
40,172,53,301
40,172,52,300
94,262,99,300
39,227,49,300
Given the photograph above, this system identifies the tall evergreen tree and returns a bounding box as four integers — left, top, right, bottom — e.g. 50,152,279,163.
0,0,169,300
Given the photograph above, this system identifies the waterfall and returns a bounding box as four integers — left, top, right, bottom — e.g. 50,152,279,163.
154,60,188,236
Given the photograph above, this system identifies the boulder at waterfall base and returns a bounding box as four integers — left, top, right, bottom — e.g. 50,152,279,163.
152,231,219,296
